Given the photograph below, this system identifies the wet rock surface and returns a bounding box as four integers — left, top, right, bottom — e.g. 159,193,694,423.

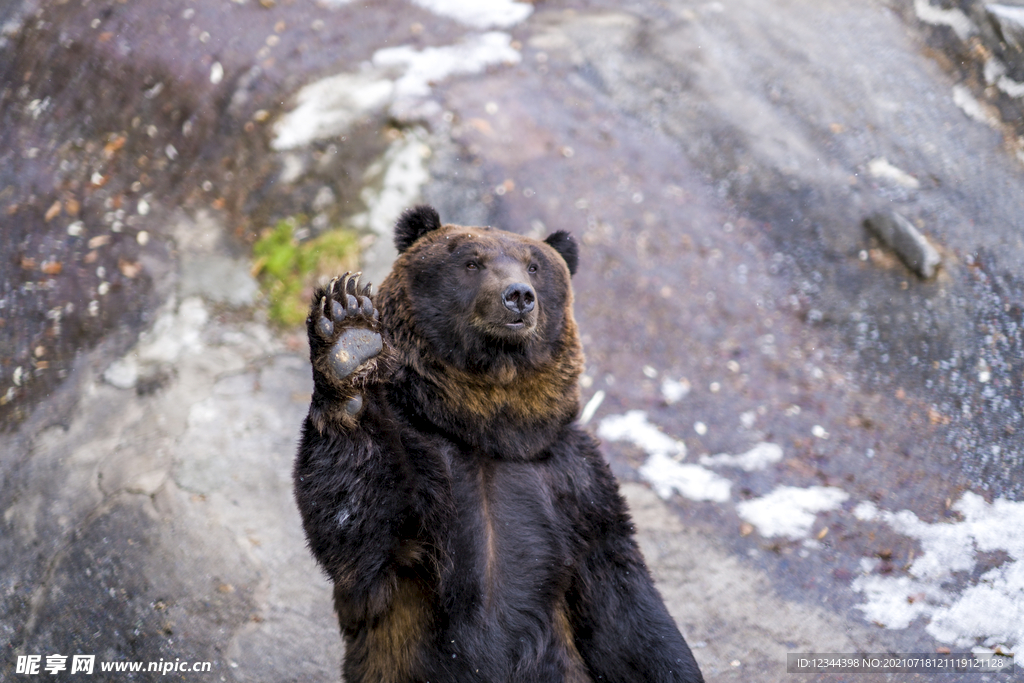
2,0,1024,680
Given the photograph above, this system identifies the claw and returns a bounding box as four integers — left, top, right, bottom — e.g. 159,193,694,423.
346,272,363,296
340,272,354,301
361,282,372,297
320,296,327,316
328,276,339,297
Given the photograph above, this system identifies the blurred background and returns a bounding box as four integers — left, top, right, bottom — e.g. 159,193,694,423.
1,0,1022,680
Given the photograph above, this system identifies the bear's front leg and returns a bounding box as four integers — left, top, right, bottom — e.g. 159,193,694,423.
306,272,385,429
296,272,411,622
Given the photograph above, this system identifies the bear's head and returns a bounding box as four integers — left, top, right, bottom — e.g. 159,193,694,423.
377,206,584,457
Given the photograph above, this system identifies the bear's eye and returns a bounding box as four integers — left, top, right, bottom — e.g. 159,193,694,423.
528,263,538,274
465,260,479,271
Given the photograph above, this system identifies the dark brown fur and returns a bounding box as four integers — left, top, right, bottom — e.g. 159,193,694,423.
294,206,703,682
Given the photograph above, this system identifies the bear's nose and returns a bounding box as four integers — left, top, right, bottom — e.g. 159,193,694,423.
502,283,536,314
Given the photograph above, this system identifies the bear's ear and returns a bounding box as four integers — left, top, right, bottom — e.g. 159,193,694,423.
394,205,442,253
544,230,578,276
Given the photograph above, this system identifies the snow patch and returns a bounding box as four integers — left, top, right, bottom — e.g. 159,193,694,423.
272,72,395,151
913,0,975,40
989,3,1024,25
737,486,849,539
351,128,432,239
660,377,691,404
598,410,687,460
345,127,432,285
852,493,1024,649
984,57,1024,100
953,85,999,128
373,31,521,100
273,33,520,150
639,453,732,503
700,442,783,472
410,0,533,28
598,411,730,502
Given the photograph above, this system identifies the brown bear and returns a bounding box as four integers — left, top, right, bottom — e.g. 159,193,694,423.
294,205,704,682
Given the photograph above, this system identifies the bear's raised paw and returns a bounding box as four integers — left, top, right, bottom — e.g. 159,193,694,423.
311,272,382,383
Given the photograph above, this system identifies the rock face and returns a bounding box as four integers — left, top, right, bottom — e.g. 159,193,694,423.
4,0,1024,679
0,212,341,681
865,211,942,279
897,0,1024,154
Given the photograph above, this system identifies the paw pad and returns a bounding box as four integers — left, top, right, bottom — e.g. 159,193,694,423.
329,329,382,379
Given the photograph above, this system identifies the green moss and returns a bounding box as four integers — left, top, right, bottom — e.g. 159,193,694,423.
252,218,360,328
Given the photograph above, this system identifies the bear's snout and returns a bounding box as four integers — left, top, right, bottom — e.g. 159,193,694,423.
502,283,536,315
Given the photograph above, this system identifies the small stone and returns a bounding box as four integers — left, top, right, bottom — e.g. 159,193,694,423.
867,158,919,189
45,201,62,221
865,211,941,279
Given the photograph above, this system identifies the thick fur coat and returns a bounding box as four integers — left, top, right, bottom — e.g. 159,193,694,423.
294,205,703,682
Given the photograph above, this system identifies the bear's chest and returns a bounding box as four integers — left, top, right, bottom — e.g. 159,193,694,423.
443,456,577,623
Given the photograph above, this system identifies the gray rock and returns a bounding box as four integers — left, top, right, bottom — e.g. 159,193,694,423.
179,255,260,308
865,211,942,279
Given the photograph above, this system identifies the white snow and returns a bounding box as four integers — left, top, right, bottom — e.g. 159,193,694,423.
913,0,976,40
853,500,879,521
660,377,691,404
737,486,849,539
410,0,533,29
988,3,1024,26
852,493,1024,649
953,85,999,128
273,31,520,151
272,72,395,151
350,128,432,240
700,442,783,472
373,31,521,100
598,411,730,503
598,410,687,460
639,453,732,503
984,57,1024,100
